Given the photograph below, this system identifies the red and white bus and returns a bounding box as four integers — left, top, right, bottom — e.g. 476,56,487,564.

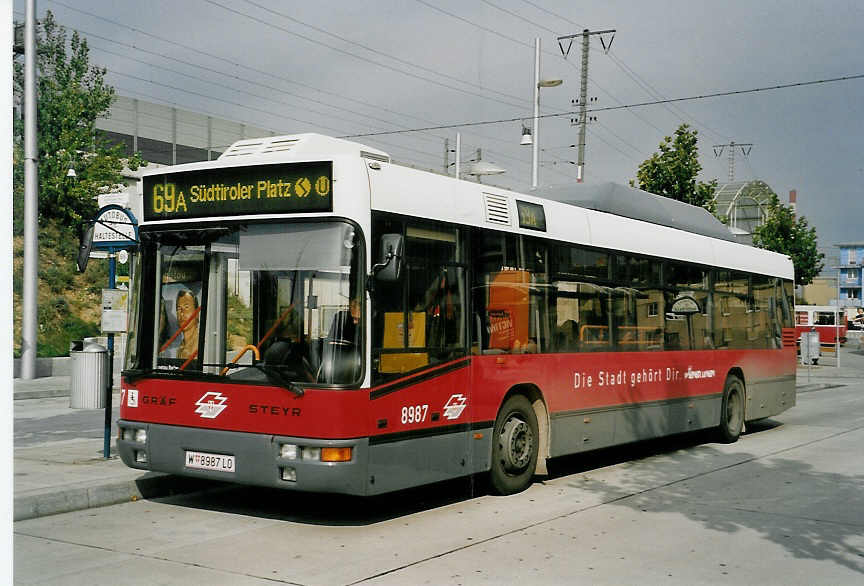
794,305,847,345
118,134,797,496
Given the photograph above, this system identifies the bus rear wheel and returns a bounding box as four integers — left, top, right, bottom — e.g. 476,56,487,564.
716,375,745,443
490,395,539,495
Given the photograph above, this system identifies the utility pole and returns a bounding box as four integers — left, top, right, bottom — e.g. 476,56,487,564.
22,0,39,379
455,133,461,179
712,141,753,182
443,138,449,174
530,38,563,190
531,38,541,189
558,28,615,182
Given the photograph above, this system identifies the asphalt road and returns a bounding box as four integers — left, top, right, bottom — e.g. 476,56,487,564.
14,381,864,585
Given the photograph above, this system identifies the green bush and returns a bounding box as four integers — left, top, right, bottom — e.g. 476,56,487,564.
38,310,100,357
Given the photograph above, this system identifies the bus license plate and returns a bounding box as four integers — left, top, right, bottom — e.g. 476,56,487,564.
185,450,235,473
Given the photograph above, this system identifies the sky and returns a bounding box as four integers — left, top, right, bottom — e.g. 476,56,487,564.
12,0,864,250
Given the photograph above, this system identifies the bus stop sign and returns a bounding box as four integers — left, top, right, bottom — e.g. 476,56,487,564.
77,205,139,272
92,205,138,249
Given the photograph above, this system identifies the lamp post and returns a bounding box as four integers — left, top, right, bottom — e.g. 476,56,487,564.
836,270,841,368
529,37,562,190
21,0,39,379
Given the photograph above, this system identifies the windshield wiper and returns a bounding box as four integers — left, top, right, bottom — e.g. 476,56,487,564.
222,363,305,396
123,367,205,383
254,364,306,396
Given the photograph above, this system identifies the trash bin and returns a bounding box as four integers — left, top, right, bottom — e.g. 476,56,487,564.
799,331,821,366
69,340,110,409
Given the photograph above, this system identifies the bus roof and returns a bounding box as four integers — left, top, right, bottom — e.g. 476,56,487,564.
137,133,794,280
537,182,736,243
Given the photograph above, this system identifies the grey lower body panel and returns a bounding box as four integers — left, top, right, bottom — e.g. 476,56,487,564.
117,421,370,495
745,375,796,420
366,426,492,495
549,395,721,458
117,421,494,496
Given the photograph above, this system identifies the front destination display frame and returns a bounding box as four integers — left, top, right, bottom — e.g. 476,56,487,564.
143,161,333,221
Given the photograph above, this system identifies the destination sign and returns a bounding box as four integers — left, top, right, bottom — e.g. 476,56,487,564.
516,200,546,232
143,162,333,221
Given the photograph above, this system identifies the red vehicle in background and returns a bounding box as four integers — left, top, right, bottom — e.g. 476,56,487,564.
794,305,847,345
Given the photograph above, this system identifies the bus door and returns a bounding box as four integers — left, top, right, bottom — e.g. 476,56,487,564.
369,217,473,490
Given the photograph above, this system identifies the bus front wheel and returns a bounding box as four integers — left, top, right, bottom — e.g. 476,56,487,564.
716,375,745,443
490,395,539,495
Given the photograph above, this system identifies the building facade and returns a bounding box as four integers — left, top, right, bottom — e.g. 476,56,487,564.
97,96,276,166
836,243,864,309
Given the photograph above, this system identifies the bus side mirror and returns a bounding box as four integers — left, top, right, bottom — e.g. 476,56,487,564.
371,233,403,282
76,224,94,272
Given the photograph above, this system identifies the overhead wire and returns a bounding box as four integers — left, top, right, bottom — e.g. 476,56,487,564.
201,0,528,111
44,0,483,132
234,0,531,107
208,0,579,179
45,0,572,181
340,73,864,137
60,20,500,170
111,81,448,166
42,1,534,175
91,44,403,137
512,0,732,140
34,2,782,185
16,4,514,173
468,0,668,134
23,3,860,187
416,0,669,161
200,0,572,177
105,69,452,163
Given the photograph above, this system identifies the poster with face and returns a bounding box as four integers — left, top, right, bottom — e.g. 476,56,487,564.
158,282,201,361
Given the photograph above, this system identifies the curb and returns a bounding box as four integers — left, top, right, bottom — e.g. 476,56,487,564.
14,389,72,401
14,473,223,522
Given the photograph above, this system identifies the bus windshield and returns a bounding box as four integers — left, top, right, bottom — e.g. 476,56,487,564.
127,220,364,386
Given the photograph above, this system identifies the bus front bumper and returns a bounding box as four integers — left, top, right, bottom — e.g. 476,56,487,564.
117,420,370,495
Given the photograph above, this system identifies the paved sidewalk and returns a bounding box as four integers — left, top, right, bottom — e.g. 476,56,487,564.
13,346,864,522
13,375,74,400
13,380,215,522
795,344,864,389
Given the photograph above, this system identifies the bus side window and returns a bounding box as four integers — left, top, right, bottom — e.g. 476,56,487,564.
550,244,611,353
406,224,465,362
714,270,750,349
664,261,710,351
473,231,551,354
371,218,467,382
612,254,664,352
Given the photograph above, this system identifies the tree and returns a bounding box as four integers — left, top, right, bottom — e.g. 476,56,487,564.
12,11,144,357
632,124,717,214
13,10,144,232
753,195,824,286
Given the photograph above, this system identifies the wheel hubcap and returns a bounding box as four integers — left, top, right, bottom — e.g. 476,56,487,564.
499,416,533,473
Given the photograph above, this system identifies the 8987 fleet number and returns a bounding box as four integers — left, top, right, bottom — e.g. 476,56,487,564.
401,404,428,424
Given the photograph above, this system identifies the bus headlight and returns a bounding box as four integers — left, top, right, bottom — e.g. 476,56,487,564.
279,444,351,462
279,444,299,460
134,429,147,443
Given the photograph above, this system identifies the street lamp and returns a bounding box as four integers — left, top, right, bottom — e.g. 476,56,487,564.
452,136,507,182
527,37,562,190
520,122,533,146
465,159,506,183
